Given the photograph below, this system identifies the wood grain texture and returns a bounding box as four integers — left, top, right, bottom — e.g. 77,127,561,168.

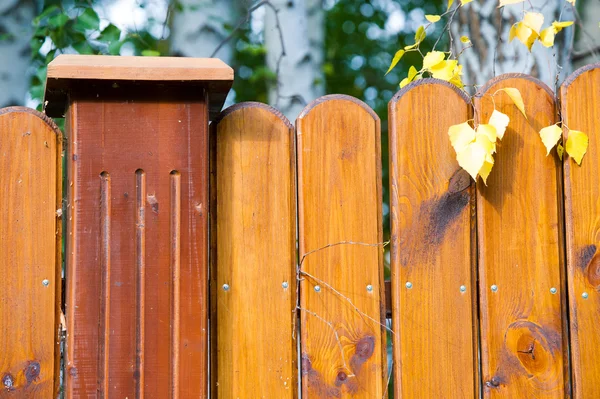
388,80,478,398
297,95,386,398
210,102,297,398
561,63,600,398
45,55,233,120
47,55,233,81
475,75,568,398
64,89,209,398
0,107,62,398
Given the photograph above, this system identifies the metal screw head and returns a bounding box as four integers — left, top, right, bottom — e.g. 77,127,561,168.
550,287,557,294
42,279,50,287
582,292,589,299
491,284,498,292
460,285,467,293
222,283,230,291
282,282,289,289
2,374,13,388
366,284,373,292
314,285,321,292
405,282,413,289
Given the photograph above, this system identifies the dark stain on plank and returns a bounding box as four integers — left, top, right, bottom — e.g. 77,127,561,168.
302,354,341,398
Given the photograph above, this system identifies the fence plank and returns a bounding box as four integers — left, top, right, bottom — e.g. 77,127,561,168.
475,75,568,398
64,91,209,398
210,103,297,398
297,95,386,398
0,107,62,397
561,63,600,398
388,80,478,398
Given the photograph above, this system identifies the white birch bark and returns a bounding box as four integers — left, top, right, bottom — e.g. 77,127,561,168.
307,0,325,95
451,0,573,90
0,0,35,107
572,0,600,69
264,0,321,121
170,0,239,64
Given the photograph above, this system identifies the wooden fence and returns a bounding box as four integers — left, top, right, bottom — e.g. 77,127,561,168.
1,62,600,398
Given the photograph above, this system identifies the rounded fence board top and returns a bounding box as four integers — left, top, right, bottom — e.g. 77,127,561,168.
44,54,234,119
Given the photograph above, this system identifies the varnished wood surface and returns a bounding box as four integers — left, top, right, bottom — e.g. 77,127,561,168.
561,63,600,398
475,75,568,398
296,95,386,398
47,55,233,82
65,91,209,398
0,107,62,398
210,102,297,398
389,80,478,398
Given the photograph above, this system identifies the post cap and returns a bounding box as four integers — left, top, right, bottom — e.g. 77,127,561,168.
44,55,234,119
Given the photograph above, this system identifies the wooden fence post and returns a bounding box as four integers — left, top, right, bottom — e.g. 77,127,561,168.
209,103,297,398
561,63,600,398
475,75,568,398
0,107,62,397
388,79,478,398
296,95,386,398
44,55,232,398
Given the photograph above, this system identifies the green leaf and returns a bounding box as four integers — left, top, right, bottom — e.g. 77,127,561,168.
73,41,95,54
74,8,100,31
30,37,45,56
107,40,123,55
98,24,121,44
48,13,69,29
385,49,404,75
34,5,60,25
141,50,161,56
415,25,426,44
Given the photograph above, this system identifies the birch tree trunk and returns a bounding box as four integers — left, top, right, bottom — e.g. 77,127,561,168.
307,0,325,95
170,0,241,64
0,0,35,107
451,0,574,90
264,0,323,121
572,0,600,69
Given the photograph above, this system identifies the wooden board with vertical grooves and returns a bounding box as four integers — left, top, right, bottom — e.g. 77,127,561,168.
209,102,297,398
388,80,478,398
475,75,568,398
0,107,62,398
561,63,600,398
64,89,209,398
296,95,386,398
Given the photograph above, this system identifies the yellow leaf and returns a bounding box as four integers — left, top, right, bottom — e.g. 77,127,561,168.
514,22,538,51
479,160,494,185
523,12,544,34
400,77,410,88
460,36,471,43
557,143,564,160
566,0,576,5
539,124,562,155
415,26,426,44
488,110,510,140
448,121,476,152
426,15,441,23
552,21,574,32
477,124,498,144
457,142,487,181
407,65,418,80
498,0,525,6
565,130,589,165
414,73,423,81
386,49,405,75
423,51,446,69
448,0,454,9
462,0,473,4
509,23,518,42
476,131,496,154
404,43,417,50
431,60,458,81
499,88,527,119
539,27,555,47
